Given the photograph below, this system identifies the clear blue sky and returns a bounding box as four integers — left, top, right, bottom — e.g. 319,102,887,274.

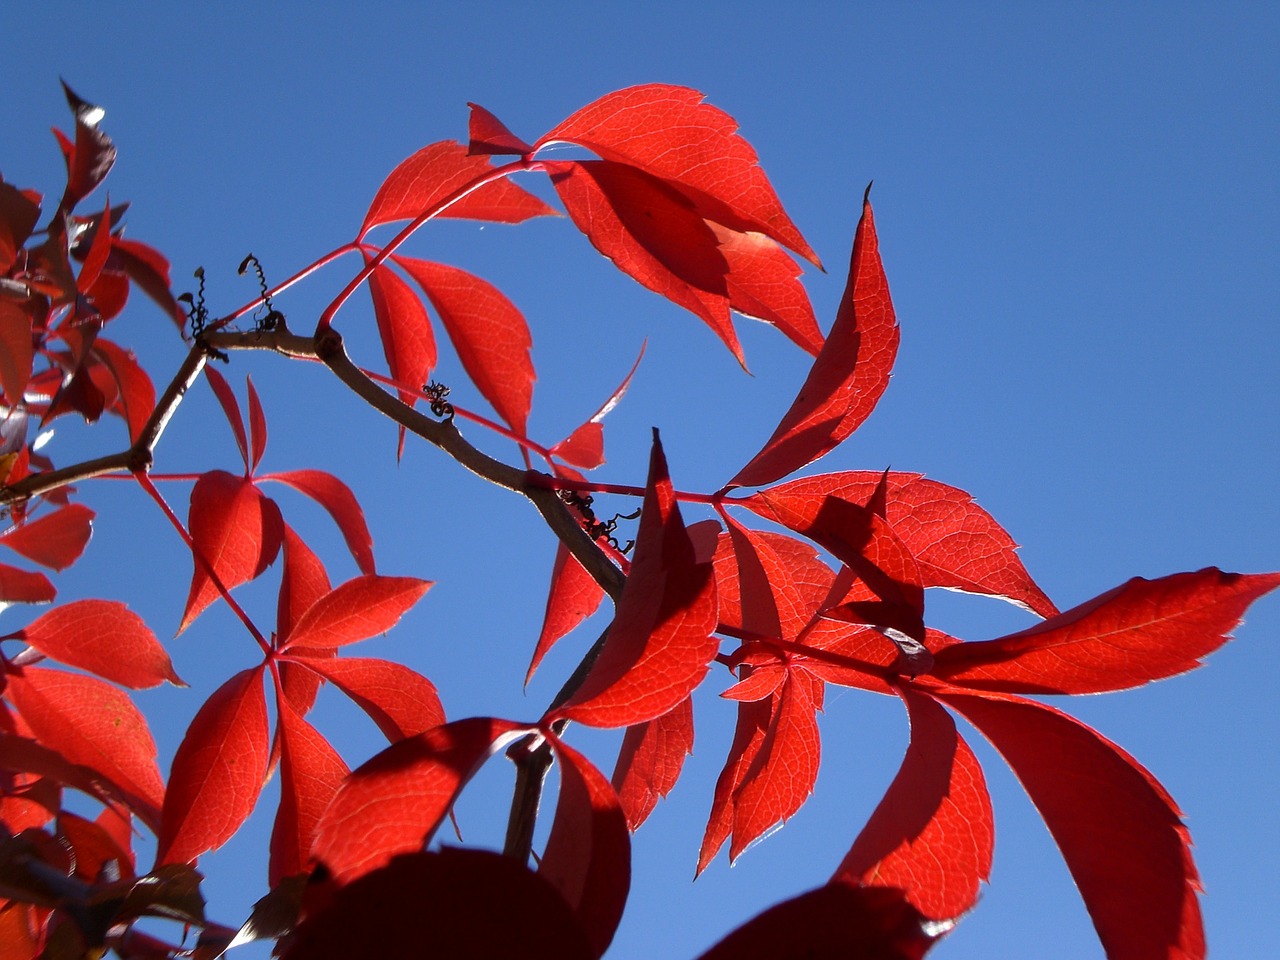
5,4,1277,957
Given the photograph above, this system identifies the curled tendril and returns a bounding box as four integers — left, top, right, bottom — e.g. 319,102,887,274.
557,491,639,554
238,253,285,332
423,381,455,421
177,267,228,362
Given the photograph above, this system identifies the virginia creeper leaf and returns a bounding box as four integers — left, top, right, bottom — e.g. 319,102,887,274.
0,299,34,406
834,685,992,921
360,140,555,238
932,568,1280,694
747,471,1057,617
546,159,744,365
466,102,534,156
527,543,606,685
934,688,1205,960
310,717,526,884
180,470,285,633
90,338,155,444
698,689,771,875
554,431,718,728
731,189,898,487
157,666,269,865
278,575,430,652
5,666,163,831
394,256,535,436
262,470,376,576
275,525,333,647
74,198,113,295
0,504,93,571
549,341,644,470
14,599,183,688
611,695,694,830
270,696,349,887
0,732,129,813
541,736,631,957
109,236,185,327
246,375,267,472
286,655,445,742
0,180,41,273
56,81,116,217
0,566,55,605
695,882,938,960
204,367,249,474
539,84,819,267
281,848,592,960
366,261,436,414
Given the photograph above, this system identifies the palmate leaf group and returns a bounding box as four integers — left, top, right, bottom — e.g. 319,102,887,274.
0,80,1274,960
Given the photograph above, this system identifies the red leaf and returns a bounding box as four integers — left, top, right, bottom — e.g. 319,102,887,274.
0,504,93,571
5,666,163,831
726,670,822,862
0,180,41,273
539,84,819,267
698,692,770,875
157,666,269,865
204,367,249,473
109,236,185,327
0,564,55,605
554,431,717,728
0,731,132,812
90,338,156,444
280,848,592,960
731,190,898,487
549,341,645,470
0,298,34,407
546,159,744,365
58,809,135,883
934,688,1204,960
541,736,631,957
56,81,116,215
310,717,526,884
360,141,555,238
263,469,376,576
610,695,694,830
394,256,535,436
695,882,938,960
278,575,430,652
270,696,349,886
526,543,606,685
179,470,284,633
75,198,114,294
717,520,835,642
746,488,926,660
932,568,1280,694
286,655,445,742
15,599,183,689
466,102,535,156
753,472,1057,617
275,525,333,647
834,685,993,921
710,222,823,356
246,375,267,472
366,261,436,411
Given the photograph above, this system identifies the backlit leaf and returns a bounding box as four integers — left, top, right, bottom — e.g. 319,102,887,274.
466,102,535,156
747,471,1057,617
310,717,526,884
180,470,285,633
0,504,94,571
935,688,1204,960
158,666,269,864
270,696,349,887
731,190,897,487
15,599,182,688
527,543,606,685
611,695,694,831
204,368,249,474
287,655,445,742
263,469,376,576
834,685,992,921
91,338,156,444
932,568,1280,694
541,736,631,957
554,431,718,728
366,262,436,413
394,256,535,436
539,84,818,267
5,666,163,831
279,575,430,651
360,140,555,238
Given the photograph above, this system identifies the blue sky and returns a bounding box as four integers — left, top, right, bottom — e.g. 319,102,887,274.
5,4,1278,957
